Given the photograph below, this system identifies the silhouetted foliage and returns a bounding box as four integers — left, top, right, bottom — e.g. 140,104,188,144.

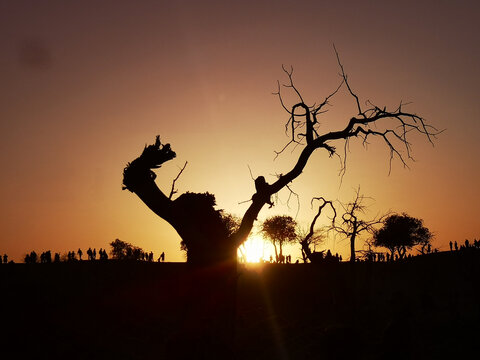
373,213,433,259
109,239,145,260
261,215,297,262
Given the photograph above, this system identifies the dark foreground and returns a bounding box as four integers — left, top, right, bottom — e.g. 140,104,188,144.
1,251,479,359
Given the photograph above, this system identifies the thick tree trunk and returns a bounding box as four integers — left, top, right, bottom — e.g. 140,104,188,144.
168,249,238,359
121,138,250,357
350,231,357,263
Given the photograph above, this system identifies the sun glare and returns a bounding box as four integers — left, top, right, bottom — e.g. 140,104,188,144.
238,235,269,263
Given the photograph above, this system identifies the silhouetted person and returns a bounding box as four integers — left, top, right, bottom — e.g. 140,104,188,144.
3,254,7,263
427,244,431,254
449,241,453,251
160,252,165,262
454,241,458,251
465,239,470,248
326,250,332,260
87,248,92,260
77,248,83,260
67,251,73,261
54,253,60,262
0,256,2,264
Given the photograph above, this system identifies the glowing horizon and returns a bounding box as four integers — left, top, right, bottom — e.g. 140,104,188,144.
0,1,479,263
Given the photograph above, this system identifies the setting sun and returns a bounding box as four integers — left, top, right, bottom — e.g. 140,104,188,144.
238,235,270,263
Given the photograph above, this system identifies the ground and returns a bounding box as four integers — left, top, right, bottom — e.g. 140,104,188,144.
1,251,479,359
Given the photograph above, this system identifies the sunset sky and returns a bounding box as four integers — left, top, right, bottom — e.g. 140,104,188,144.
1,0,479,262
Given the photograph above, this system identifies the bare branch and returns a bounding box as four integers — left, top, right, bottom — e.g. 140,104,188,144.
333,44,363,116
169,161,188,200
281,64,305,104
234,52,443,248
247,165,255,180
312,78,344,115
285,183,300,218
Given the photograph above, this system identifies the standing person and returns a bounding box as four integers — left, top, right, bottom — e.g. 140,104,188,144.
454,241,458,251
449,241,453,251
77,248,83,260
3,254,7,263
92,248,96,260
160,252,165,262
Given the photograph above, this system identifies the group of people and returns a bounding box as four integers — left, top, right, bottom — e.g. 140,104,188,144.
20,248,167,263
449,239,480,251
0,254,8,264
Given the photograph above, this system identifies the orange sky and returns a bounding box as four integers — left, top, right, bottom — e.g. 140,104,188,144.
1,0,479,262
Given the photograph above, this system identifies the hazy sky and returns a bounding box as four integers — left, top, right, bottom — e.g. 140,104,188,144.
1,0,479,262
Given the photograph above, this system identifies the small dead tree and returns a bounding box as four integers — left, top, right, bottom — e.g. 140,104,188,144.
330,187,388,263
299,197,336,263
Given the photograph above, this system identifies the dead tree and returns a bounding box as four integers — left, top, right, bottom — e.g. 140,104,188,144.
330,187,388,263
299,197,336,263
122,50,441,355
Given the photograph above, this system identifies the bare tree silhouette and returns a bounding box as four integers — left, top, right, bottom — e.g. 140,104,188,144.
331,187,389,263
299,197,336,263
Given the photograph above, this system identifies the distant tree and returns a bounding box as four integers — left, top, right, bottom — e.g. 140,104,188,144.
109,238,144,260
373,213,433,259
261,215,297,262
331,187,388,263
298,197,336,263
